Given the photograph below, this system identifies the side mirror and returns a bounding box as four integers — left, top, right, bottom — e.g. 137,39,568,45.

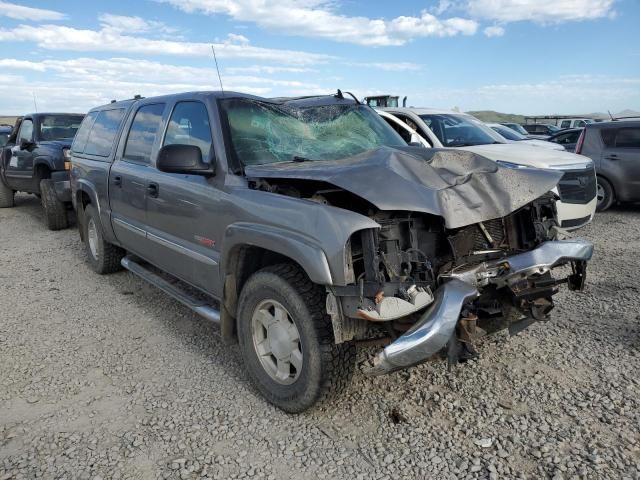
20,138,33,150
157,144,215,175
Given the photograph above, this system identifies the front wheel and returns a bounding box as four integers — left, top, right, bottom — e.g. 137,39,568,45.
40,179,68,230
0,176,15,208
237,264,356,413
596,176,615,212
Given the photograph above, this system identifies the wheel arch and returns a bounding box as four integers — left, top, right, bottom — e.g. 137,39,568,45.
219,224,333,343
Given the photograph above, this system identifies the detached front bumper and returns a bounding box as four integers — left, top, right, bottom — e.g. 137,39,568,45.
51,171,71,203
363,239,593,376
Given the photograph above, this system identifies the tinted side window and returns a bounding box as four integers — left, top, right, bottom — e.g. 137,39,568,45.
18,119,33,142
616,128,640,148
123,104,165,164
84,108,126,157
71,112,98,153
601,129,617,148
561,120,570,129
163,102,213,160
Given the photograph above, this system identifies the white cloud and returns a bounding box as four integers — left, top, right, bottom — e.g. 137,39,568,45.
483,25,505,37
0,56,331,113
98,14,175,35
159,0,478,46
406,74,640,115
0,24,334,65
349,62,423,72
468,0,616,23
0,1,65,21
224,65,315,74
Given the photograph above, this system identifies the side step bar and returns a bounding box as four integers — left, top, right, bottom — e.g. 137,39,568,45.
121,256,220,324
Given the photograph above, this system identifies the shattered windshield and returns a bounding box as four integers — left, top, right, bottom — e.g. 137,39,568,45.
420,114,505,147
221,98,406,165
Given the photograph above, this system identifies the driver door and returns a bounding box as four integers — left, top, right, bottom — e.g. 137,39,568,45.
5,118,35,191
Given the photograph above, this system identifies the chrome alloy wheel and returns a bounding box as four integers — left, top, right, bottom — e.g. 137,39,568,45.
251,299,303,385
87,218,99,260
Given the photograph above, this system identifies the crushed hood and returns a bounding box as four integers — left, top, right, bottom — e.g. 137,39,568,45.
245,146,563,229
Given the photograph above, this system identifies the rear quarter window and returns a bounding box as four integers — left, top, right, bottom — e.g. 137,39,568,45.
615,128,640,148
71,112,98,153
84,108,127,157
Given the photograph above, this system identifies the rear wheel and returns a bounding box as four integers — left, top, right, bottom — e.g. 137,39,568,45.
83,204,124,274
0,177,14,208
237,263,356,413
40,179,68,230
596,176,615,212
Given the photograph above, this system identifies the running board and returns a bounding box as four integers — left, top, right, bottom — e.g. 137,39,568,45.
121,256,220,324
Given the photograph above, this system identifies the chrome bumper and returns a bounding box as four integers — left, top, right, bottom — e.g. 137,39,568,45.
362,239,593,376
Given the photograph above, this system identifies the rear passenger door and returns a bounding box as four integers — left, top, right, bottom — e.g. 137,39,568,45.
109,103,165,256
602,127,640,195
144,100,222,295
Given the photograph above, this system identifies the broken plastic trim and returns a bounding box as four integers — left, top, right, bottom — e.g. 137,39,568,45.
357,286,435,321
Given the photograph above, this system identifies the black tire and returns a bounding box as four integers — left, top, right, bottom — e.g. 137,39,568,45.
596,176,615,212
0,176,14,208
83,203,124,274
40,179,68,230
237,263,356,413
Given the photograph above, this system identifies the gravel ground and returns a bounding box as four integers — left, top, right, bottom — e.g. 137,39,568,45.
1,193,639,480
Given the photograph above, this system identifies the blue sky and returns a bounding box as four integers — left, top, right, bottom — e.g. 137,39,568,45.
0,0,638,115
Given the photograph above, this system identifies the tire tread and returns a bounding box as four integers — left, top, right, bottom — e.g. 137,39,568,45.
40,179,68,230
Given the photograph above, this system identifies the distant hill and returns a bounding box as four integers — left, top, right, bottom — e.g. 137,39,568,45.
468,109,640,123
467,111,525,123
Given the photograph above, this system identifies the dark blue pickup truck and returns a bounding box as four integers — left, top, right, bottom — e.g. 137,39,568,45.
0,113,84,229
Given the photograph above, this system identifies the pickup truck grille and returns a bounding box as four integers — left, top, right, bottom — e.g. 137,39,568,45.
558,168,596,205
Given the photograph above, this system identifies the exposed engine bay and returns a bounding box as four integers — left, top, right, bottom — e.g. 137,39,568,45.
250,175,592,371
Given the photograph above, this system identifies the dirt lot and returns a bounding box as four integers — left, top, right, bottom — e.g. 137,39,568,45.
1,194,639,480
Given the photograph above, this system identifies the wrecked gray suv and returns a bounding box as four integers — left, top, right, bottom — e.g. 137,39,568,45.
70,91,593,412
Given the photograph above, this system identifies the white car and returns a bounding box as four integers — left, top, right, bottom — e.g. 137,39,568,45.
377,108,597,231
486,123,565,151
557,118,595,129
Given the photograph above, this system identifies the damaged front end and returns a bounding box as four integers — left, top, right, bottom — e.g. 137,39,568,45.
244,140,593,376
327,194,593,376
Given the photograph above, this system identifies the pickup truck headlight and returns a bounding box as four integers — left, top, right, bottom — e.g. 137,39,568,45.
63,148,71,170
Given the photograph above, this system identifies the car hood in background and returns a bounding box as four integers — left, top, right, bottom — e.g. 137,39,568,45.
245,146,562,229
459,143,592,169
521,139,565,151
40,139,73,149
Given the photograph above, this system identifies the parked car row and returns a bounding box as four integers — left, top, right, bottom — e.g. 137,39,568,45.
2,89,636,412
376,107,597,230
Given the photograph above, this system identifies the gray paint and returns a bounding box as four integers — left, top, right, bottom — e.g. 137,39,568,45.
70,91,562,301
246,146,563,229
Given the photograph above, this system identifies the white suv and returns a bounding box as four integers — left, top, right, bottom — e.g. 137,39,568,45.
557,118,595,129
378,108,597,231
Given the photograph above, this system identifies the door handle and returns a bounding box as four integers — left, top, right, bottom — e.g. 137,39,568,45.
147,182,159,198
113,175,122,187
605,154,618,161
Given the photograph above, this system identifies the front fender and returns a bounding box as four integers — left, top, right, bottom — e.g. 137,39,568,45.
222,223,333,285
34,156,60,173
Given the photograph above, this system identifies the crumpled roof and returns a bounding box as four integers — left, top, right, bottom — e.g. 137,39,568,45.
245,146,563,229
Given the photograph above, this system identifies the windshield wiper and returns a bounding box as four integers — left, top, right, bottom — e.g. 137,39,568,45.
292,155,310,162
